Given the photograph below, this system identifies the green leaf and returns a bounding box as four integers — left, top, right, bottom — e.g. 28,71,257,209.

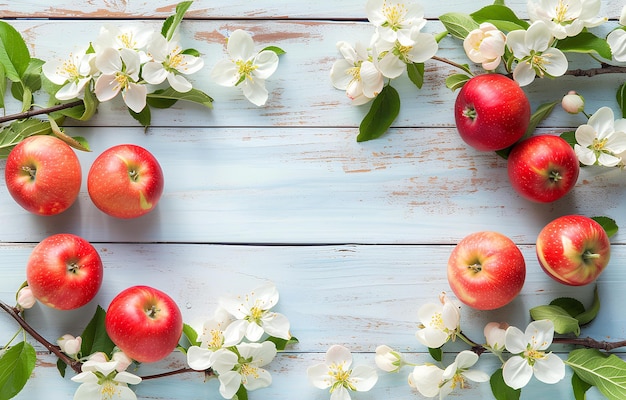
0,119,52,157
10,82,32,111
550,297,586,318
446,73,471,91
261,46,286,56
490,368,521,400
575,286,601,325
407,62,425,89
0,21,31,82
233,384,249,400
162,1,193,41
617,83,626,118
147,87,213,109
80,305,115,357
529,305,580,336
181,48,201,57
21,58,44,93
566,348,626,400
129,105,151,128
357,84,400,142
556,32,612,59
470,5,530,32
439,12,480,40
0,63,5,108
0,341,37,400
496,101,557,159
560,131,576,148
56,358,67,378
178,323,200,353
591,216,618,238
428,346,443,362
573,372,592,400
266,336,299,351
49,118,91,152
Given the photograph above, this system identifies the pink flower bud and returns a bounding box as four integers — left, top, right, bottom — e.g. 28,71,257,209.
112,350,134,372
562,90,585,114
16,286,36,309
57,334,82,357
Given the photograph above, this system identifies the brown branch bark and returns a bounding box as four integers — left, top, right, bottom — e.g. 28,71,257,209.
0,100,83,124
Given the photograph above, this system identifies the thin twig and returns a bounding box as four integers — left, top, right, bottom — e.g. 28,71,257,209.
553,337,626,351
0,100,83,124
140,367,211,380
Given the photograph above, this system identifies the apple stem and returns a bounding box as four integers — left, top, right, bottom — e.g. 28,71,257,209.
146,305,160,319
549,170,563,183
462,107,477,121
21,166,36,179
468,263,482,273
583,251,601,260
128,169,139,182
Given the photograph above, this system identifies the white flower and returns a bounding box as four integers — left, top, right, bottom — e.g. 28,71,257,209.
502,320,565,389
211,29,279,106
329,41,383,105
375,27,438,79
365,0,427,46
42,47,96,100
57,334,82,358
415,293,461,349
94,24,154,63
111,351,133,373
219,283,291,342
16,286,36,309
527,0,606,39
607,29,626,62
94,47,147,113
507,21,568,86
307,344,378,400
211,342,277,399
71,358,141,400
143,34,204,92
186,308,243,371
408,364,444,398
562,90,585,114
463,23,506,71
484,322,509,352
574,106,626,167
375,345,405,372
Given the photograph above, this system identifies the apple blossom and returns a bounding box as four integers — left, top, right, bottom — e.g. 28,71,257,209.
94,23,154,63
408,364,444,397
71,357,141,400
330,41,383,105
561,90,585,114
307,344,378,400
507,21,568,86
42,47,96,100
483,322,508,352
111,350,134,373
374,344,406,372
574,106,626,167
16,286,36,309
57,334,82,358
415,293,461,349
211,29,280,106
463,23,506,71
143,34,204,92
219,283,291,342
211,341,277,399
527,0,606,39
502,320,565,389
375,27,438,79
94,47,147,113
365,0,427,46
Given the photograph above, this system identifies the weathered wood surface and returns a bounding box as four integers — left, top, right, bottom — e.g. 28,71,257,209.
1,1,625,399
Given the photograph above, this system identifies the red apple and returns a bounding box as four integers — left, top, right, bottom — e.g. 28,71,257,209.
507,135,579,203
105,285,183,363
536,215,610,286
454,74,531,151
447,231,526,310
5,135,81,215
26,233,103,310
87,144,164,218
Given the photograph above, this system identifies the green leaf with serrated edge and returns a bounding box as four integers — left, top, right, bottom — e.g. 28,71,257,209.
357,84,400,142
407,62,425,89
556,32,612,59
129,105,151,128
575,286,601,325
266,336,299,351
470,5,530,32
147,87,213,108
566,348,626,400
0,119,52,157
490,368,521,400
573,372,592,400
80,305,115,358
428,346,443,362
529,305,580,336
496,101,557,159
261,46,286,56
591,216,618,238
0,341,37,400
617,83,626,118
560,131,576,148
446,73,471,91
162,1,193,41
550,297,586,318
439,13,479,40
56,358,67,378
0,21,31,82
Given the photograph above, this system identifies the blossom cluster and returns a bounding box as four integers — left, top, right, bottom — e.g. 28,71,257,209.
186,283,292,399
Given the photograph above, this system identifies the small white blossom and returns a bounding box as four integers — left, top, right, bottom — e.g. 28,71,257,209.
186,308,243,371
574,106,626,167
408,364,444,397
57,334,82,358
71,357,141,400
94,24,154,63
562,90,585,114
375,345,405,372
463,23,506,71
375,27,438,79
415,293,461,349
94,47,147,113
42,47,96,101
111,351,134,373
607,28,626,62
307,344,378,400
16,286,36,309
365,0,427,46
143,34,204,92
484,322,509,352
502,320,565,389
211,29,279,106
507,21,568,86
219,283,291,342
527,0,606,39
330,41,384,105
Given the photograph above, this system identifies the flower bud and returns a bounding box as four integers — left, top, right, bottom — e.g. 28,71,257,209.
562,90,585,114
112,350,134,372
57,334,82,357
16,286,36,309
375,345,404,372
87,352,109,363
484,322,509,351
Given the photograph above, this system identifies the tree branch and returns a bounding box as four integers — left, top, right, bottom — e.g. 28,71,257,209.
0,100,83,124
140,367,213,380
553,336,626,351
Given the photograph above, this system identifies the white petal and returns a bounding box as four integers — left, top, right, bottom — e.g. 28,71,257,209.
142,62,168,85
330,59,354,90
211,59,240,87
541,48,568,78
416,327,448,349
525,320,554,350
605,132,626,153
72,382,103,400
222,319,248,346
211,348,239,374
408,365,444,397
574,145,597,166
512,62,536,87
406,34,438,63
330,386,352,400
463,369,491,383
597,152,621,167
261,312,291,339
377,52,405,79
55,79,88,101
42,60,68,84
441,297,461,330
307,363,332,389
242,78,269,106
504,326,527,354
575,124,597,147
177,54,204,75
243,367,272,391
122,82,147,113
252,50,279,80
114,371,142,385
326,345,352,368
166,73,193,93
454,350,479,369
620,4,626,25
218,370,242,399
245,320,266,341
525,21,552,52
94,74,121,102
507,30,530,58
359,61,383,98
534,353,566,384
119,48,141,80
186,346,214,370
146,34,168,61
227,29,254,60
589,107,615,139
350,365,378,391
502,356,533,389
71,371,98,384
95,48,122,75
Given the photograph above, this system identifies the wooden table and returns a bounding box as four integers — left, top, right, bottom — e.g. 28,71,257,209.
0,1,624,399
